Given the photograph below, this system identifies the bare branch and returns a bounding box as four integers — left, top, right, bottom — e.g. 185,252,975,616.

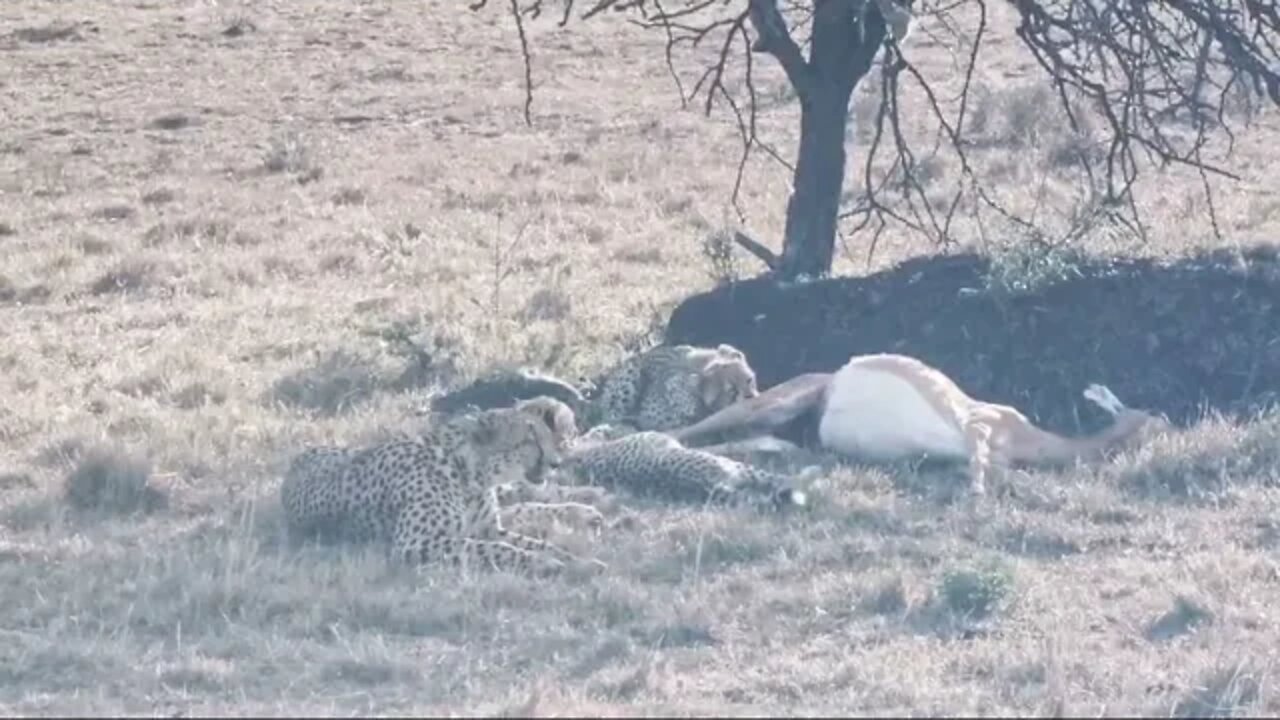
651,0,690,106
746,0,815,99
733,230,781,269
509,0,535,126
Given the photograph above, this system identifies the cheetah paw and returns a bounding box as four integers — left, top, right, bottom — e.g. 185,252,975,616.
532,556,568,576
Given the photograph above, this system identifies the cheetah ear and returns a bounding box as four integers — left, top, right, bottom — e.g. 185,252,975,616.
716,344,745,360
554,404,578,438
540,402,576,439
517,398,577,439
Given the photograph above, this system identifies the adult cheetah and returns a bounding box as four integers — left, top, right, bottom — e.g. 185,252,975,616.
584,343,759,433
279,397,606,575
549,430,814,511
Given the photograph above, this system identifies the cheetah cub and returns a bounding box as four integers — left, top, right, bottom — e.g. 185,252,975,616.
551,431,814,511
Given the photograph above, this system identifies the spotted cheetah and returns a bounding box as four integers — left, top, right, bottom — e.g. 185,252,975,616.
549,430,814,510
280,397,606,575
584,343,759,433
282,446,606,541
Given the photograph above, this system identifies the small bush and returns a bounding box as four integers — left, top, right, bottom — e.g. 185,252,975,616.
982,240,1089,298
700,229,741,287
939,562,1013,620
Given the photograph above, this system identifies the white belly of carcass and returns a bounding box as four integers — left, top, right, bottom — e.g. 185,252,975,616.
818,365,969,461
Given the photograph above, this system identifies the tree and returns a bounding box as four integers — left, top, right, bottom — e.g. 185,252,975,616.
470,0,1280,281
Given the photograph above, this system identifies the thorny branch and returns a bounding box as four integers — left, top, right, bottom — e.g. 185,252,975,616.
473,0,1280,259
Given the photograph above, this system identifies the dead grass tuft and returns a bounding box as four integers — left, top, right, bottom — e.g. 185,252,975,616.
269,350,387,416
88,257,162,295
171,381,227,409
143,217,257,247
91,204,135,222
263,130,321,182
1145,594,1214,642
63,445,166,515
149,114,195,131
331,187,367,206
11,23,84,44
73,233,113,255
0,472,36,491
521,287,574,321
140,188,177,205
1111,412,1280,501
858,574,909,616
223,16,258,38
35,436,90,468
992,83,1060,148
1171,661,1265,718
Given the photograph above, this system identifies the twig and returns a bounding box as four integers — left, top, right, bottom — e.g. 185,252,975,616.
732,230,780,269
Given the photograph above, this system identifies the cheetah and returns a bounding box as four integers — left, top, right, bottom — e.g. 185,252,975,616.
423,344,759,445
583,343,759,433
549,430,815,511
279,397,606,575
281,446,605,542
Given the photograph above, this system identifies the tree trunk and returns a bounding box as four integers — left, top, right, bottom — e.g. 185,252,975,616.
774,0,889,281
777,90,855,279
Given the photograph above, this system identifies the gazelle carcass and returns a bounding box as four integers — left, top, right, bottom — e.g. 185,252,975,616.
671,353,1163,493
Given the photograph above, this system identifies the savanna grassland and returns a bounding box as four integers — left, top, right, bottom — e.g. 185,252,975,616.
2,1,1280,716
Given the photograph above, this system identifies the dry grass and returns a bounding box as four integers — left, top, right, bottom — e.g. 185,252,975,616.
2,1,1279,716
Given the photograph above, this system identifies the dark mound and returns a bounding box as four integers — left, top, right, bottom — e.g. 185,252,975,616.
429,369,586,415
666,246,1280,435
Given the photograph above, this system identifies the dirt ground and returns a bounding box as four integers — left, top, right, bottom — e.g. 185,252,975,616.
2,1,1279,716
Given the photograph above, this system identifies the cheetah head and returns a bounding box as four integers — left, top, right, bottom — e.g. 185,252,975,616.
515,396,578,446
698,354,759,412
473,394,578,479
